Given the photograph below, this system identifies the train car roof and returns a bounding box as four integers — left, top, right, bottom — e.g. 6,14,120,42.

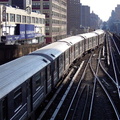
78,32,98,39
0,55,50,99
94,29,105,35
31,42,70,60
58,36,84,45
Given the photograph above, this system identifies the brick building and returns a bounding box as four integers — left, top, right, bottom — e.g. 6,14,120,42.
81,5,90,28
90,11,101,30
67,0,81,35
32,0,67,43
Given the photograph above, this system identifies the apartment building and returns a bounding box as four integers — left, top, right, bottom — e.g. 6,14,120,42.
0,1,45,45
81,5,90,27
114,5,120,21
67,0,81,35
90,12,100,30
108,5,120,31
32,0,67,43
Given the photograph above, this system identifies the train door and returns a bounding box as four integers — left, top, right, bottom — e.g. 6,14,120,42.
44,68,48,95
58,54,64,78
26,79,32,117
82,41,84,53
53,59,59,86
79,42,81,54
71,46,74,62
41,68,47,95
91,37,93,48
96,36,98,46
84,38,86,52
65,49,70,70
78,42,80,55
94,37,96,46
46,65,52,92
70,47,72,63
98,35,100,45
75,43,79,58
0,97,8,120
87,38,89,50
74,45,75,58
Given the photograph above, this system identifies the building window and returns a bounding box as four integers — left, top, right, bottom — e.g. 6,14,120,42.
17,15,21,22
27,16,31,23
46,27,50,35
43,19,45,24
45,19,50,25
32,2,40,8
22,16,26,23
39,18,42,24
43,2,49,9
36,17,38,23
32,17,35,23
6,13,9,22
10,14,15,22
44,13,49,18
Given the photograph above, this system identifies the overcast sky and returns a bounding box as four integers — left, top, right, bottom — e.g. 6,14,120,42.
80,0,120,21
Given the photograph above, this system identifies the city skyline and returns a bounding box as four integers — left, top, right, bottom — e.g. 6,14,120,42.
81,0,120,21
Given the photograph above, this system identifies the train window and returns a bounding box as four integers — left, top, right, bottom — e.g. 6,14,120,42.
34,72,41,91
41,69,45,85
54,60,57,71
59,55,63,63
14,87,22,112
2,98,7,120
47,65,51,79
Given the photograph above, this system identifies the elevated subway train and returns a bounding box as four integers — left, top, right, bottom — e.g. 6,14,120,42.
0,29,105,120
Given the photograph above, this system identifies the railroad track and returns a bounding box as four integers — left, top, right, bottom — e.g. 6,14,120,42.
90,48,120,120
107,33,120,98
36,41,120,120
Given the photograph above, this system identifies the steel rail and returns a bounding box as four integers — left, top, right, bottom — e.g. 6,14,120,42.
99,61,117,85
37,68,75,120
88,48,102,120
90,61,120,120
63,55,92,120
110,35,120,55
71,85,86,120
81,85,90,120
113,54,120,74
108,35,120,98
49,61,85,120
106,34,110,65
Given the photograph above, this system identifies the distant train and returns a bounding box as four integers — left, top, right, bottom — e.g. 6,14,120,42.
0,29,105,120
